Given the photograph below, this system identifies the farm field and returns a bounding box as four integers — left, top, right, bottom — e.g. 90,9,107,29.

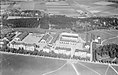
1,52,118,75
1,0,118,16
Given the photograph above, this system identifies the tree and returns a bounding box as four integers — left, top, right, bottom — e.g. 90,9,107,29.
96,43,118,60
40,16,49,29
32,49,38,55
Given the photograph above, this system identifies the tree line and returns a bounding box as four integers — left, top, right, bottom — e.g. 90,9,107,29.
94,43,118,63
0,46,90,61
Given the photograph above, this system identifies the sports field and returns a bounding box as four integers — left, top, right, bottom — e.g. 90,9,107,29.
1,52,118,75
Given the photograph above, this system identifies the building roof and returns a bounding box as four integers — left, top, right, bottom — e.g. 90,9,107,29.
49,33,59,44
44,46,50,49
39,33,52,43
42,34,50,41
75,49,89,53
6,33,16,41
0,40,4,45
55,47,71,51
60,32,79,37
62,35,78,38
16,32,29,41
11,42,35,46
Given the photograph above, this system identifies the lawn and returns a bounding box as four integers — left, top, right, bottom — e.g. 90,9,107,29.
22,33,43,44
1,53,66,75
1,52,118,75
75,61,118,75
46,63,77,75
102,38,118,45
89,30,117,40
78,30,118,43
87,30,118,44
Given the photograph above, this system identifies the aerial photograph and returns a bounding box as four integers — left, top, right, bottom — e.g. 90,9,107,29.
0,0,118,75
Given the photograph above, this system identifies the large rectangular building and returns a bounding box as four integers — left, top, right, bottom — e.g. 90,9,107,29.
53,32,86,57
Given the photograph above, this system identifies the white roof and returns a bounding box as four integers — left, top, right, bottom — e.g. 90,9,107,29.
60,32,78,37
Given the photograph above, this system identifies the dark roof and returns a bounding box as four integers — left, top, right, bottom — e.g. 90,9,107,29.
16,32,29,41
42,34,50,41
75,49,89,53
22,10,41,13
6,33,16,41
49,33,59,44
62,35,78,38
55,47,71,51
39,33,52,43
60,38,77,42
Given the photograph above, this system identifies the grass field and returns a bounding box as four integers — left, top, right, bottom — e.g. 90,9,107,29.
75,62,117,75
46,63,77,75
22,33,43,44
102,38,118,45
1,53,66,75
87,30,118,45
1,52,118,75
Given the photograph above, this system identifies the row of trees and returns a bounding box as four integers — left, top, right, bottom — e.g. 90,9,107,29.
1,43,118,63
6,18,40,28
6,9,43,17
3,11,118,30
39,15,118,30
0,46,90,60
0,47,71,59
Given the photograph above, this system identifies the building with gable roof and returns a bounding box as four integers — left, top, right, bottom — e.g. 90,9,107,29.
38,32,53,50
53,32,88,57
9,42,35,51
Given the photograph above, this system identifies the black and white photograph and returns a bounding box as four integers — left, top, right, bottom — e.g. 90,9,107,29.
0,0,118,75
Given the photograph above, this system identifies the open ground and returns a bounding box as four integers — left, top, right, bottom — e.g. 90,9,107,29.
0,52,118,75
